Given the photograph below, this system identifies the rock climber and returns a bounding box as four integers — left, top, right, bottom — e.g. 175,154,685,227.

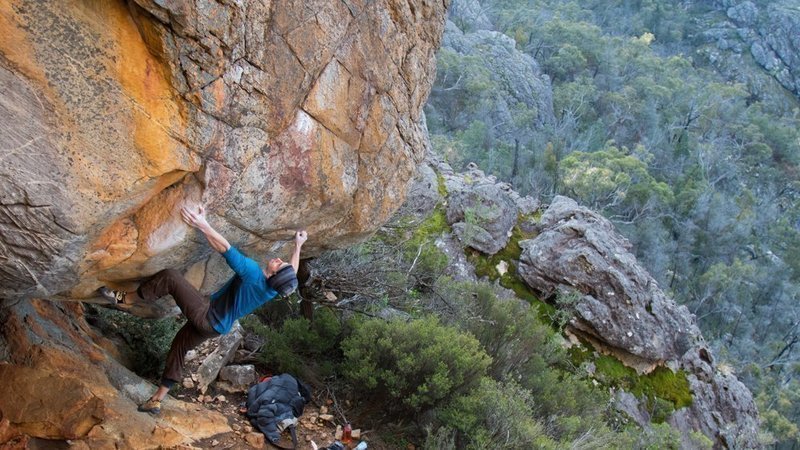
99,205,307,415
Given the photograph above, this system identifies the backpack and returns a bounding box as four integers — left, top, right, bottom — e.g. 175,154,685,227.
245,373,313,449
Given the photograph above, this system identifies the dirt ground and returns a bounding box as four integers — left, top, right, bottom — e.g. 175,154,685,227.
167,336,400,450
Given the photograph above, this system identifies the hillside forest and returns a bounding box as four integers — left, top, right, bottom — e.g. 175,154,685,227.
424,0,800,446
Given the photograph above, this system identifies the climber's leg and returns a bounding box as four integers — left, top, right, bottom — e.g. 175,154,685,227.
137,269,215,332
139,321,215,413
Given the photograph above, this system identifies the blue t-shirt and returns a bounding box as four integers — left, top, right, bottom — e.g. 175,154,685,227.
207,246,278,334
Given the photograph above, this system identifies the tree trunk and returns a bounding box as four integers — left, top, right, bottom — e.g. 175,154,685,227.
511,138,521,179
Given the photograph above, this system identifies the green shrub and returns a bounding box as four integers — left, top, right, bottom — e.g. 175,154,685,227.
341,316,491,415
622,422,706,450
89,306,184,378
433,279,559,381
422,426,457,450
429,279,614,442
243,307,342,379
433,377,558,450
527,370,613,442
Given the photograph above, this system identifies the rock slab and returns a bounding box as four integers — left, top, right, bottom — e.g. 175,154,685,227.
518,195,760,448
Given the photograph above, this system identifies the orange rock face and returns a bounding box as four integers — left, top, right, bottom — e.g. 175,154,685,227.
0,365,105,439
0,0,449,303
0,299,231,448
0,0,448,445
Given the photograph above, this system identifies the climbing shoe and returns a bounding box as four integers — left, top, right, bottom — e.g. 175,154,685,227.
137,398,161,415
99,286,127,305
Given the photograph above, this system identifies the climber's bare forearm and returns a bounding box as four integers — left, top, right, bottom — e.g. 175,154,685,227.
199,224,231,253
181,205,230,253
291,230,308,272
290,243,302,273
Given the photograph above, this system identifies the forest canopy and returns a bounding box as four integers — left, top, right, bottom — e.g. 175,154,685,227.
426,0,800,446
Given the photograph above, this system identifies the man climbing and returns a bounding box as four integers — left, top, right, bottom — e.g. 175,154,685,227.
99,205,308,415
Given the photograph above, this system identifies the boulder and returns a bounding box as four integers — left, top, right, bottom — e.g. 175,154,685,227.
0,298,230,448
400,158,443,218
245,431,266,448
219,364,257,389
0,0,450,305
517,195,760,448
0,365,104,440
519,196,702,365
432,20,555,133
434,232,478,281
726,1,759,25
444,163,519,255
196,322,244,393
702,0,800,98
448,0,494,31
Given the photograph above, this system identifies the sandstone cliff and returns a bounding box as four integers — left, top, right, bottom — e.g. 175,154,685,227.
0,0,448,305
698,0,800,101
0,0,448,447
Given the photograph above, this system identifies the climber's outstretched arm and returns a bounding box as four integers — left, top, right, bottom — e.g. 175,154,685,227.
180,205,231,253
290,230,308,273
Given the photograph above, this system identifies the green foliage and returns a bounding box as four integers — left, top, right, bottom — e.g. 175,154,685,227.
550,289,582,330
89,306,184,378
559,144,673,218
429,48,501,147
433,279,556,380
569,346,692,423
544,43,587,82
429,279,616,443
621,422,707,450
422,426,457,450
432,121,496,172
434,378,558,449
341,316,491,415
406,207,449,248
243,308,342,379
435,49,498,105
751,374,800,447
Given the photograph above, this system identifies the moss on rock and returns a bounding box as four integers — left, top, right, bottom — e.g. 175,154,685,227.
592,354,692,422
466,216,540,303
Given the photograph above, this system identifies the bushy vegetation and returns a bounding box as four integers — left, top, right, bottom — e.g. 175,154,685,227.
238,194,707,447
88,305,184,378
342,316,491,415
242,307,342,381
429,378,556,449
427,0,800,445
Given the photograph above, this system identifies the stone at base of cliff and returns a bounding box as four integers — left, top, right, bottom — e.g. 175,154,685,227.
245,431,266,448
0,299,231,449
0,364,104,440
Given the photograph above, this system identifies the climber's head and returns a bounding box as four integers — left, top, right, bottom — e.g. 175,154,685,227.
266,260,298,297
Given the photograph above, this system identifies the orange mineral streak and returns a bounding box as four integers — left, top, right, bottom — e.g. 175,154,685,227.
102,0,193,178
84,218,140,272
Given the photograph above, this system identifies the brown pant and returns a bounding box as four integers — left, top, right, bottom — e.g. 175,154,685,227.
138,269,219,386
